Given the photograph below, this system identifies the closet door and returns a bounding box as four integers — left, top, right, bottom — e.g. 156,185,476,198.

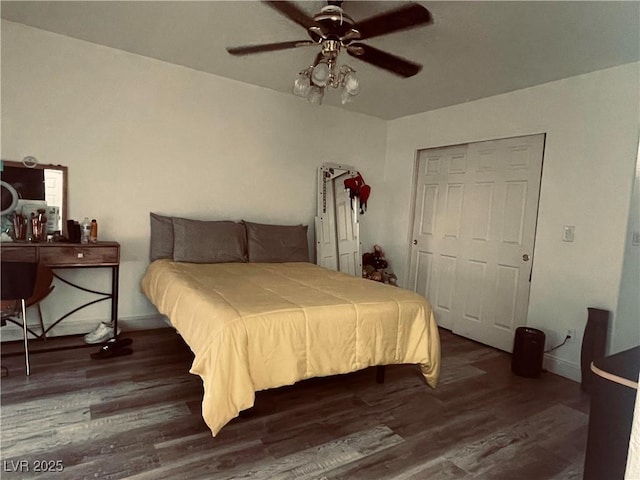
408,134,545,351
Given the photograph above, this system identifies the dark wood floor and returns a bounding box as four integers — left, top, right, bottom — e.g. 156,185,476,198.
1,328,589,480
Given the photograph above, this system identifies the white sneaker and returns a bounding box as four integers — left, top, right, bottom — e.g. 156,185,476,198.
83,322,121,344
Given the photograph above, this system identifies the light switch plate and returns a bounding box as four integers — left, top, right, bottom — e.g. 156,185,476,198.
562,225,575,242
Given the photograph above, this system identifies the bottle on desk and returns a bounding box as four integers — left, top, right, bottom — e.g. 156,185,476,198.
90,219,98,243
81,217,91,244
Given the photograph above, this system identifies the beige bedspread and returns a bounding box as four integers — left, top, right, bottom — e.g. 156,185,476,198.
141,260,440,436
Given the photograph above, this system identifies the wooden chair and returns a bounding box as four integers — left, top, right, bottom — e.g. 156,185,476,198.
1,261,42,375
1,264,54,338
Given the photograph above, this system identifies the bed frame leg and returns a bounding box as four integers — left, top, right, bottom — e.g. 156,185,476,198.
376,365,386,384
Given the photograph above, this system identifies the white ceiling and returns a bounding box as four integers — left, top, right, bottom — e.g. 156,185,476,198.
2,1,639,120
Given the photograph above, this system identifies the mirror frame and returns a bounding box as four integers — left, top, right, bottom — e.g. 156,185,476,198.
1,160,68,236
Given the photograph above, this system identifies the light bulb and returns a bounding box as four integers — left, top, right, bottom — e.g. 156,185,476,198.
311,63,330,87
343,71,360,95
293,74,311,97
308,86,324,105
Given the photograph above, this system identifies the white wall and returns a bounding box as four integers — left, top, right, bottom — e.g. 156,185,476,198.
616,147,640,354
0,20,387,339
381,63,640,381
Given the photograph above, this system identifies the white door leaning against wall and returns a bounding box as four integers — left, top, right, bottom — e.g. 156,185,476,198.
408,134,545,352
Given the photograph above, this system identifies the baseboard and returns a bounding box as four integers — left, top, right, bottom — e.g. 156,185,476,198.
543,353,582,383
1,314,170,343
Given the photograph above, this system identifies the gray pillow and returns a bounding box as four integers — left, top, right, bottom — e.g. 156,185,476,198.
244,221,309,263
150,213,174,261
172,217,247,263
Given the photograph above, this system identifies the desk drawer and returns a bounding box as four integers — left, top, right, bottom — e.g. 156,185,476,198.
1,245,38,262
40,246,119,266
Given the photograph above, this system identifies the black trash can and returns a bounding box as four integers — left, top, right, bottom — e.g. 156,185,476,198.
511,327,546,378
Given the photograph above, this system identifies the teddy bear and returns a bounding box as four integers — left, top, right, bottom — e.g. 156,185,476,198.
362,245,397,285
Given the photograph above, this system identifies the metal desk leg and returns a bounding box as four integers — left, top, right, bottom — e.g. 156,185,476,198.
111,265,119,337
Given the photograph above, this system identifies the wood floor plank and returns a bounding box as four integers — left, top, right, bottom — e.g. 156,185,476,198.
384,456,471,480
478,444,572,480
204,425,405,480
2,402,192,460
445,404,587,477
127,439,267,480
0,327,589,479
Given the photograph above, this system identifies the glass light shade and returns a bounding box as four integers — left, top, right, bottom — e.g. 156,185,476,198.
341,88,354,105
308,86,324,105
311,63,330,87
343,72,360,95
293,74,311,97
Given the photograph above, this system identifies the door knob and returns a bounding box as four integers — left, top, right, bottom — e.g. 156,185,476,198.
413,239,418,245
522,253,530,261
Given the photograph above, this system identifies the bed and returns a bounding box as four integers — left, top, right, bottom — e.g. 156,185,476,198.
141,214,441,436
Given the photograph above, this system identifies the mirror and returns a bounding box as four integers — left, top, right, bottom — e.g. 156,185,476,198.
0,159,68,239
315,163,361,276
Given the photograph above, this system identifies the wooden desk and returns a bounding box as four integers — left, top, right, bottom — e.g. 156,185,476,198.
1,241,120,338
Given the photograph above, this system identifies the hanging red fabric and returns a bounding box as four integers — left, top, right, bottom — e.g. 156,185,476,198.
344,172,372,214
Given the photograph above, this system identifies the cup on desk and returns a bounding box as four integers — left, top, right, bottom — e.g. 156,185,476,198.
30,209,48,243
12,213,27,241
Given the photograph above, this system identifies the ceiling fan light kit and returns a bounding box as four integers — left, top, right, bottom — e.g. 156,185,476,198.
294,59,359,105
226,1,433,106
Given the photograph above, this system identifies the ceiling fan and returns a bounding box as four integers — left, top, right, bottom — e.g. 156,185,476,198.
227,1,433,79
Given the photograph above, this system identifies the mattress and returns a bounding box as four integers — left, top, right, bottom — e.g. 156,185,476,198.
141,260,440,435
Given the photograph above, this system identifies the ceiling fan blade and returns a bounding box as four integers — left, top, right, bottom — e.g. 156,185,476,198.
355,3,432,40
263,1,319,30
347,43,422,78
227,40,315,56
